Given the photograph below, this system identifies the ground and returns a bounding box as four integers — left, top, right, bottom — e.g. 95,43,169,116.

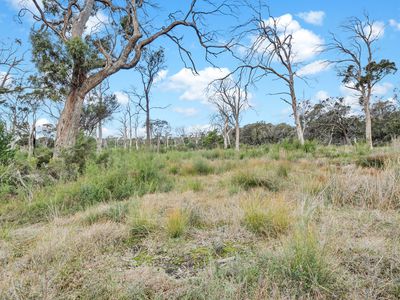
1,143,400,299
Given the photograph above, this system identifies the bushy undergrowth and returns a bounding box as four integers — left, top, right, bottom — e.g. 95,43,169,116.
231,170,280,192
4,152,173,224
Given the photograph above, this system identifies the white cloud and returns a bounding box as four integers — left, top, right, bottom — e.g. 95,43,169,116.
154,69,169,84
389,19,400,31
186,124,212,134
173,107,198,117
373,82,393,96
365,21,385,39
298,11,326,26
261,14,324,63
297,60,331,76
315,90,329,101
35,118,51,128
163,67,230,103
339,81,394,112
7,0,41,11
85,12,108,35
0,71,13,88
114,91,129,105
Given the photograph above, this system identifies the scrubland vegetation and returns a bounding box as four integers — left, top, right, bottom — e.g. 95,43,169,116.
1,141,400,299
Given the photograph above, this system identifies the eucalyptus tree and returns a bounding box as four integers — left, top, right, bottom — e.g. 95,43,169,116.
23,0,232,156
327,14,397,148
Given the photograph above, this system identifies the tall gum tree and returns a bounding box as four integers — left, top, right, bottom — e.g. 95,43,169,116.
23,0,232,156
327,14,397,149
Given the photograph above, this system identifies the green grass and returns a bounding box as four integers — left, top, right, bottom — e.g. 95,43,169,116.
263,226,341,297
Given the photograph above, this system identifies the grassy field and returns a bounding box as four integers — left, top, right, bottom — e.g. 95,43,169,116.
1,143,400,299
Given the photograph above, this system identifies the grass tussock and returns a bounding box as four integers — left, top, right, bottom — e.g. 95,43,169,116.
243,195,294,237
182,159,214,176
165,209,188,238
127,202,157,239
263,225,342,298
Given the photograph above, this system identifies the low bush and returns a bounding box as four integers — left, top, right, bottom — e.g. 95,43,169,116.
183,159,214,176
356,153,398,169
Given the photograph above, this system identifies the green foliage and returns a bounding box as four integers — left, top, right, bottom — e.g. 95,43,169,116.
84,202,129,225
66,37,89,61
10,152,172,224
201,130,223,149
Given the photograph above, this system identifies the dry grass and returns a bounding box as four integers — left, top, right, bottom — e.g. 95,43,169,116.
1,147,400,298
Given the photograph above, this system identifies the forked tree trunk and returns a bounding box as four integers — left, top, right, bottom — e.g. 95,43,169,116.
54,89,85,157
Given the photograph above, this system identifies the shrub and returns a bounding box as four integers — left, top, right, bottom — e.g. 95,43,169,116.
192,159,213,175
356,153,398,169
232,171,280,191
302,140,317,154
183,159,214,176
166,209,188,238
243,197,292,237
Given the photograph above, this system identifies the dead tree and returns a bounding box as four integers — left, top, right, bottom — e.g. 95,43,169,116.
129,48,166,147
229,6,319,145
327,14,397,149
209,77,249,151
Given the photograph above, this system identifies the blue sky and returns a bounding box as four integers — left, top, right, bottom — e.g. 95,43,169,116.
1,0,400,137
